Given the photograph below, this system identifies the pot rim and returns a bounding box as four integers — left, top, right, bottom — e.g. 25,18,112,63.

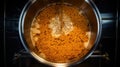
18,0,102,66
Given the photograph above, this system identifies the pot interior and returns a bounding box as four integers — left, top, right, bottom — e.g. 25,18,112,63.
21,0,100,66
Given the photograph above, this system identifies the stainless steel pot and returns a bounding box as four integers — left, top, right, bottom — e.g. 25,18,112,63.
19,0,102,67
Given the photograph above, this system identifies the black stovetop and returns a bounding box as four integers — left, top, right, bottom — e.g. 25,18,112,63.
2,0,119,67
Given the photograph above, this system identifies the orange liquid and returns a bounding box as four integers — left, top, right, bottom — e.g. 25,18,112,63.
30,4,91,63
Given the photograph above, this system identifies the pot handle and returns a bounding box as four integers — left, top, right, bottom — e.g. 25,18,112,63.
101,13,115,37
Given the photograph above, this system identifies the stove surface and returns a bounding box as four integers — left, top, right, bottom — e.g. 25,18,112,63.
2,0,118,67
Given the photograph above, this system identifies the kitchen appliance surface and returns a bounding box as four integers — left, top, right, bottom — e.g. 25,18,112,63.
3,0,118,67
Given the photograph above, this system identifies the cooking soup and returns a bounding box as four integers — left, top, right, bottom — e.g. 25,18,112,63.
30,4,91,63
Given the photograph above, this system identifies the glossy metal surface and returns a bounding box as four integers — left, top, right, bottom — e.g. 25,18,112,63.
19,0,102,67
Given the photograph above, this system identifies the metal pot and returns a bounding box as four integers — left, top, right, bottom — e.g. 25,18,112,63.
19,0,102,67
